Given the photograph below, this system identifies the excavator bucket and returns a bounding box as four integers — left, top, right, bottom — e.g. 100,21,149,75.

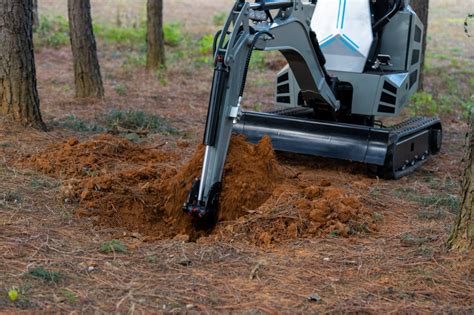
234,108,442,179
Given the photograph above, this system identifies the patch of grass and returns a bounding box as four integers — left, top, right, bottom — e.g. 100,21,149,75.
416,246,434,257
163,22,184,47
94,23,146,46
81,167,97,177
51,115,105,132
213,12,227,26
124,53,146,67
400,233,429,247
372,212,383,222
393,187,460,213
416,194,460,213
352,223,370,234
94,20,183,47
2,191,22,204
417,208,446,220
250,51,266,70
34,15,69,48
147,254,157,264
30,178,59,189
196,34,214,55
28,267,62,283
408,92,438,116
103,108,180,135
60,289,78,304
100,239,127,254
114,83,127,95
253,103,263,112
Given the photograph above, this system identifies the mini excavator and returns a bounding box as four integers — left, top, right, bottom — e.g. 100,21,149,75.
183,0,443,220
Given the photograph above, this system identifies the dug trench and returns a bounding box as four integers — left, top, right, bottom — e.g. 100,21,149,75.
20,134,377,244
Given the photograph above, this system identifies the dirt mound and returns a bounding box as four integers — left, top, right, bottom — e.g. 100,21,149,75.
218,180,377,246
23,134,176,177
25,134,282,238
23,134,376,242
161,135,282,222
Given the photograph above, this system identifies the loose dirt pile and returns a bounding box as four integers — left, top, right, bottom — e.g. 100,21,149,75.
24,134,176,177
218,180,377,246
21,134,376,242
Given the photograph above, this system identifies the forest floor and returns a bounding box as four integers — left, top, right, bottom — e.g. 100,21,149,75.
0,0,473,313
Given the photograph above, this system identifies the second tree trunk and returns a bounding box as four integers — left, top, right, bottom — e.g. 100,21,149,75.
146,0,165,71
68,0,104,98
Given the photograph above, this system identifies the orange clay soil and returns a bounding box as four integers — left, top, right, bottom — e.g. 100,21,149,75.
22,134,375,242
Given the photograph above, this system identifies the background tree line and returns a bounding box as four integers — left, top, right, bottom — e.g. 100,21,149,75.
0,0,164,129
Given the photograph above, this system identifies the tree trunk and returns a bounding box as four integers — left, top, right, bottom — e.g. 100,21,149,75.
0,0,46,130
32,0,39,29
448,113,473,251
68,0,104,98
410,0,429,90
146,0,165,71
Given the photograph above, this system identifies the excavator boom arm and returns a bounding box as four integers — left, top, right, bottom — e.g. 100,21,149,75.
183,0,339,219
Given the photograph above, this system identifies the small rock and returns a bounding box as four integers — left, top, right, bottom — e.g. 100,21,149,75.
308,293,322,303
323,257,330,262
186,304,195,309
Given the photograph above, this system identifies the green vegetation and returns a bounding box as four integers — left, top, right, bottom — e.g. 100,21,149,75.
393,186,460,214
34,15,69,48
163,22,184,47
196,34,214,55
147,254,157,264
2,190,22,204
213,12,227,26
400,233,429,246
100,239,127,254
103,108,180,135
51,115,105,132
417,208,446,220
30,178,60,189
60,289,78,304
407,56,474,118
94,23,145,46
28,267,62,283
114,83,127,95
34,15,184,48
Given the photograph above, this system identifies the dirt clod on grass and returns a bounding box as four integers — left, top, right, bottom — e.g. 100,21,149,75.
22,134,375,242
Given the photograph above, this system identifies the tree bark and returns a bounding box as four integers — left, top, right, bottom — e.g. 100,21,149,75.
0,0,46,130
146,0,165,71
410,0,430,90
448,113,473,251
32,0,39,29
68,0,104,98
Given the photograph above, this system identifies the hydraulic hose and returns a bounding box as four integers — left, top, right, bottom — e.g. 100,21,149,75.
239,31,274,98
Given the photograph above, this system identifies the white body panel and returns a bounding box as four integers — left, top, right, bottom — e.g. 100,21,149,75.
312,0,373,73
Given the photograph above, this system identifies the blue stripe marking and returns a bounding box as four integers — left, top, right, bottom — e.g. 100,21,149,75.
342,34,359,48
340,37,357,52
336,0,342,28
320,36,337,48
341,0,347,29
320,34,334,44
